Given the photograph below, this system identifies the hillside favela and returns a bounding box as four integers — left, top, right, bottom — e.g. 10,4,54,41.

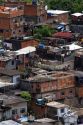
0,0,83,125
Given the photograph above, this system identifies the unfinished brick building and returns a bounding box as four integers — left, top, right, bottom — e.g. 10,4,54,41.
5,1,47,24
4,1,47,36
0,6,24,39
21,71,75,101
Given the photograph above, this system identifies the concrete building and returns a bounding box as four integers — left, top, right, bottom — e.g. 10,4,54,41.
0,68,21,84
71,13,83,33
46,101,78,125
3,36,38,50
0,50,17,69
47,10,69,24
71,13,83,25
0,94,27,121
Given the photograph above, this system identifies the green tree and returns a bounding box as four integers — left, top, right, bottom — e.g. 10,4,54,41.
21,91,31,101
17,0,32,2
45,0,83,13
34,25,54,40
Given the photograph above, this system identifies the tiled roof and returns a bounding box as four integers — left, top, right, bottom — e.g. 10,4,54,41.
53,32,73,39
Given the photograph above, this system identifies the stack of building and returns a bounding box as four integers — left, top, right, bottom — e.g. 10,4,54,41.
0,0,82,124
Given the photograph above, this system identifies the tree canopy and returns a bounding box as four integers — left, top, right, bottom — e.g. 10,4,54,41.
34,25,54,40
18,0,83,13
45,0,83,13
20,91,31,101
0,0,82,13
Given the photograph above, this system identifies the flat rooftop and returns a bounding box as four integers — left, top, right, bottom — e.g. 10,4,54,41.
26,71,74,83
34,118,55,123
0,50,16,61
0,94,26,105
27,74,55,83
0,6,24,17
0,68,21,76
47,101,69,109
47,10,69,15
0,81,13,88
71,13,83,17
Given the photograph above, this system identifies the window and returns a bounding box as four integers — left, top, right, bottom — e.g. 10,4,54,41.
11,60,14,65
20,17,23,21
25,18,27,22
19,30,21,33
5,29,9,32
0,29,3,33
16,77,20,83
31,85,33,88
20,108,25,113
12,109,17,115
69,90,72,93
61,108,64,113
13,31,15,34
13,19,17,23
61,92,64,95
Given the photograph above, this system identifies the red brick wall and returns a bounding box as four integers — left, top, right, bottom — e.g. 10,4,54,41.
57,76,75,90
24,5,37,16
0,61,6,68
32,75,75,94
57,13,69,24
56,88,75,100
0,18,10,29
31,101,46,118
76,87,83,97
47,13,69,24
40,81,57,92
21,39,38,48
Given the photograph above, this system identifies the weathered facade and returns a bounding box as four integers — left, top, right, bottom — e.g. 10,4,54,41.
0,6,24,39
0,94,27,121
4,37,38,50
74,49,83,71
21,72,75,101
47,10,69,24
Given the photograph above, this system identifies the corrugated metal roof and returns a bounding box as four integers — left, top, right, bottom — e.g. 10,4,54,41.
47,10,69,15
71,13,83,17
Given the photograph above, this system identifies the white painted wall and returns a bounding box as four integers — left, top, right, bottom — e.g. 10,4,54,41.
3,102,27,120
12,75,20,84
6,60,16,69
64,115,78,125
57,107,69,117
